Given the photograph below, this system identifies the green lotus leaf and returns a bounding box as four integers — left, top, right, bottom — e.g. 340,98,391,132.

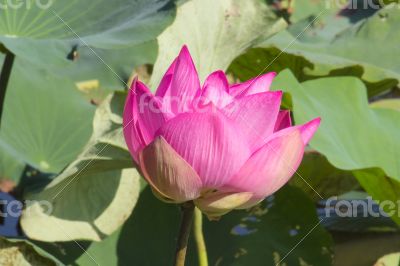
20,92,140,242
150,0,287,88
0,138,25,180
272,70,400,224
0,56,94,179
0,0,176,68
0,38,156,180
290,152,359,202
230,5,400,97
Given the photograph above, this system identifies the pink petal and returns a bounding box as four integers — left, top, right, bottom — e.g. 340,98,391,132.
157,110,251,188
298,118,321,145
229,72,276,98
222,91,283,152
272,117,321,145
155,58,176,98
195,191,253,219
139,136,203,203
123,80,166,162
226,129,304,199
123,89,145,163
274,110,292,132
159,46,201,114
197,71,233,108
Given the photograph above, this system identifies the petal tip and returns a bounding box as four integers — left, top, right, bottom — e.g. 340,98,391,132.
309,117,322,127
131,79,150,94
177,45,197,69
179,45,192,59
181,44,189,52
129,76,138,91
300,117,321,145
214,70,226,76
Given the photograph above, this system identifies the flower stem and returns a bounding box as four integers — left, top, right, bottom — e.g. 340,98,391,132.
194,207,208,266
174,201,195,266
0,52,15,129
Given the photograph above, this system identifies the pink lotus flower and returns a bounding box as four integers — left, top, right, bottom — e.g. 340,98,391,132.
123,46,320,218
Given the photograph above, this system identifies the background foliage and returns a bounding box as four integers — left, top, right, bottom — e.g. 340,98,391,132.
0,0,399,265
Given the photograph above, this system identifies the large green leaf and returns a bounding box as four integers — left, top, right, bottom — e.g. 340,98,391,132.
0,56,95,179
273,5,400,90
64,41,158,90
50,186,332,265
0,40,157,180
0,0,176,68
150,0,287,88
20,92,140,242
0,139,25,180
271,70,400,224
290,152,359,202
230,5,400,96
354,169,400,225
0,59,94,179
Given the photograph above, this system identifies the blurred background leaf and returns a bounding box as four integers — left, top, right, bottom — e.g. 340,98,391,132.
229,3,400,97
150,0,287,88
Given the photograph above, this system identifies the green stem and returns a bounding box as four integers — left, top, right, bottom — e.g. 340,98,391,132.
0,52,15,129
194,207,208,266
174,201,195,266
